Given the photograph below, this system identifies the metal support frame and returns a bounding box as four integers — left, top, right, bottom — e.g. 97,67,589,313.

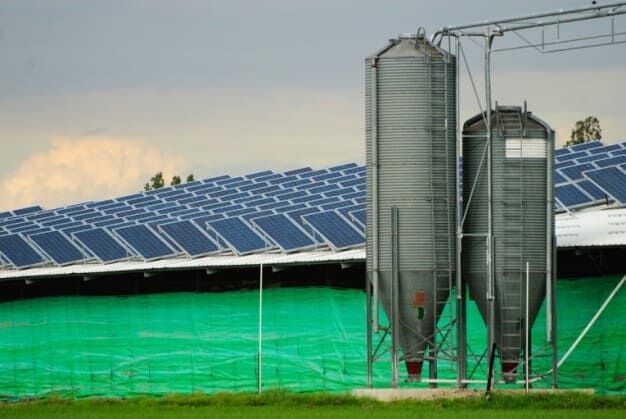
426,1,625,390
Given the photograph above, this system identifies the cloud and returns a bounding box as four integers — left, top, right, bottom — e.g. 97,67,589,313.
0,137,185,211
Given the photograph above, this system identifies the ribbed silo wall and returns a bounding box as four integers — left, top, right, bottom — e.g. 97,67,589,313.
365,35,456,377
462,107,554,380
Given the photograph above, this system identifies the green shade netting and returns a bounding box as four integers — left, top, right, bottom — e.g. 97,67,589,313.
0,275,624,399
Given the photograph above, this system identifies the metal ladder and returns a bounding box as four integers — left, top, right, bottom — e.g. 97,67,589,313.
497,107,525,372
425,43,454,362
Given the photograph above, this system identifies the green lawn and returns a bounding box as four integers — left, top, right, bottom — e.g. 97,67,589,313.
1,391,624,419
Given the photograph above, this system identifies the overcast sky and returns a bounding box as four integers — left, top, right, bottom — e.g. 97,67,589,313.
1,0,625,210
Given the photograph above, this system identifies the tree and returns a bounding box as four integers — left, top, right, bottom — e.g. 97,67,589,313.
566,116,602,147
143,172,195,191
143,172,165,191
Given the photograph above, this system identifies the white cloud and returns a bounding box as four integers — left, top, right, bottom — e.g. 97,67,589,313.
0,137,185,211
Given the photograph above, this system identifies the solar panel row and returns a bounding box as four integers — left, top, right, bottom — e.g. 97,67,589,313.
0,164,366,268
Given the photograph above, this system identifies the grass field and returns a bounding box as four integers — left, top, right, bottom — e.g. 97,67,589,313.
1,391,625,418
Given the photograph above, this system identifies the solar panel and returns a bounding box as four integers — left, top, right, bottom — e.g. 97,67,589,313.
20,227,52,237
252,214,316,253
62,225,94,235
168,208,201,218
348,209,366,230
554,171,568,185
254,173,284,183
282,178,312,189
561,162,595,181
576,152,609,163
611,149,626,157
555,184,593,208
29,231,87,265
244,170,273,180
284,167,312,176
286,207,320,226
12,206,43,216
159,221,220,257
309,184,339,195
325,187,357,198
338,178,361,188
558,150,591,162
0,234,47,267
577,179,608,201
0,211,12,220
189,213,225,229
342,166,365,176
312,172,343,182
303,211,365,250
241,210,275,222
329,163,358,172
555,147,572,157
583,167,626,204
320,200,355,211
114,224,177,260
555,160,578,170
72,228,133,263
273,203,306,214
207,217,271,255
268,175,299,185
569,140,604,152
127,196,158,206
298,169,328,179
595,155,626,168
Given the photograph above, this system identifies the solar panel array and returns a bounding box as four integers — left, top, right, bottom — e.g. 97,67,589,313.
0,163,366,269
555,140,626,210
1,141,625,270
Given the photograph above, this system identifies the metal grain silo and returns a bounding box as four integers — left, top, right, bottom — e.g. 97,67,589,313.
365,33,456,382
462,104,554,383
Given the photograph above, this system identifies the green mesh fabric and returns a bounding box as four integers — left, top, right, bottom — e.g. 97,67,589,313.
0,275,624,399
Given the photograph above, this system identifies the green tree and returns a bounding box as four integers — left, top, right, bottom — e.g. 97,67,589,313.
171,175,181,186
566,116,602,147
186,174,195,183
143,172,165,191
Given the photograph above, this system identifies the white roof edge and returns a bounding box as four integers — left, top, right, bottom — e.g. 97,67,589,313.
0,248,366,281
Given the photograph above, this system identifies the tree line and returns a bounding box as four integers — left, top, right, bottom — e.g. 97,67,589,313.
144,172,195,192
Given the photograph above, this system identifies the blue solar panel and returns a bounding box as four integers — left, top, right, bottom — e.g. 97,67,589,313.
558,150,591,162
208,217,271,255
554,171,568,185
241,210,275,222
254,173,284,183
298,169,328,179
320,200,355,211
303,211,365,250
159,221,220,257
226,207,260,218
273,203,306,214
62,225,93,235
555,184,593,208
348,209,366,230
0,211,12,220
611,149,626,156
338,178,361,188
282,178,312,189
178,195,211,206
329,163,358,172
157,205,188,215
555,147,572,157
211,204,244,214
30,231,86,265
56,221,86,232
268,175,299,185
286,207,320,226
337,203,365,218
189,213,225,229
117,193,143,202
56,204,88,215
291,194,322,204
274,190,308,202
0,234,47,267
70,209,100,221
12,206,43,216
114,224,177,260
342,166,366,176
284,167,312,176
569,140,604,152
555,160,578,170
127,196,159,207
325,187,357,198
243,197,275,208
244,170,274,180
584,167,626,204
169,208,200,218
309,184,339,194
312,172,343,182
73,228,133,263
309,197,340,207
576,153,609,163
561,163,595,181
595,155,626,168
577,179,608,201
252,214,316,253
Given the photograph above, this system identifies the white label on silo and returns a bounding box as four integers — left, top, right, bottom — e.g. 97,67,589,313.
505,138,547,159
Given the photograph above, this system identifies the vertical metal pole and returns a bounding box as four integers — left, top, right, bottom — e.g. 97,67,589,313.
485,30,496,390
258,263,263,394
551,236,559,388
525,261,530,394
546,131,554,344
371,58,381,333
391,207,400,388
366,265,373,388
454,35,467,388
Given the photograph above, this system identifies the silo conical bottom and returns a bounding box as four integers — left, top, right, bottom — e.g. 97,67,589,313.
375,270,451,381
